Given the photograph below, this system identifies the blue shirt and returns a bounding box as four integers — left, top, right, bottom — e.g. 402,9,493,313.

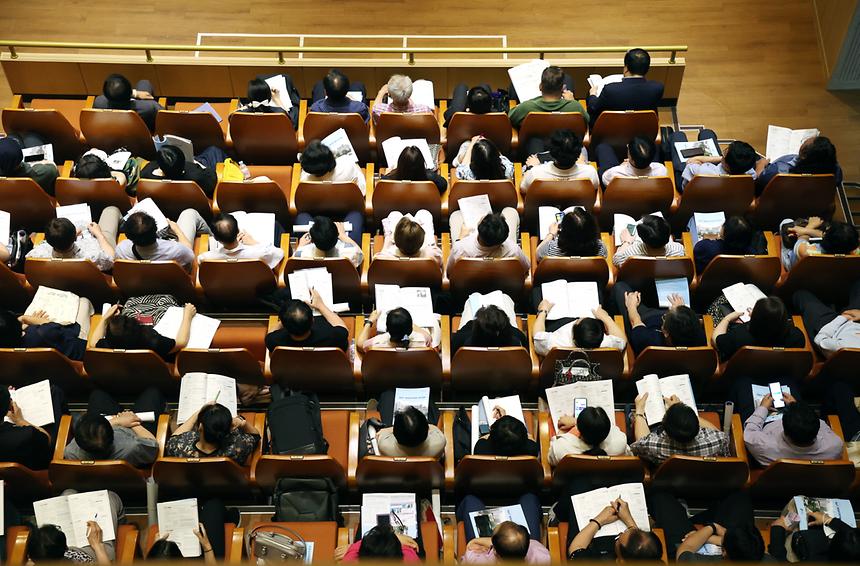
756,154,843,194
309,97,370,123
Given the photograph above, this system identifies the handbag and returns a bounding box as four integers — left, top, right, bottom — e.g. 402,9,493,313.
552,349,602,386
6,229,32,273
246,526,307,563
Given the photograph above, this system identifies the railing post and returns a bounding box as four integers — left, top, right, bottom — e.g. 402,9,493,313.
8,45,17,59
145,49,153,63
278,51,285,64
539,52,544,59
408,52,415,65
670,50,676,64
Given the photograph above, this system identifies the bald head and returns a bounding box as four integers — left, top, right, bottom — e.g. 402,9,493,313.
492,521,530,560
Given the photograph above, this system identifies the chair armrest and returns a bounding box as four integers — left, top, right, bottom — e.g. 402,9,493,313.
600,232,616,283
337,526,352,547
547,526,561,563
441,233,451,288
248,412,266,469
353,315,365,378
537,410,552,485
53,414,73,460
666,161,680,206
364,163,375,218
730,413,748,462
442,411,456,491
9,527,30,565
10,94,23,108
275,233,290,287
228,527,244,563
156,413,171,458
298,99,308,135
360,233,371,293
765,231,780,257
347,410,361,489
792,315,813,350
288,164,301,216
440,315,451,381
521,232,533,298
443,523,456,563
702,315,714,345
682,232,695,263
527,314,540,385
116,525,139,564
60,160,73,177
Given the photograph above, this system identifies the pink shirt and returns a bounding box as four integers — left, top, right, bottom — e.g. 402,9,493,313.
461,540,551,564
341,540,422,562
372,101,435,123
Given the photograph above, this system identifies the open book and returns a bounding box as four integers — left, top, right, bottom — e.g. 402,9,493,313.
572,483,649,538
674,138,720,163
613,211,664,246
25,286,88,325
766,125,819,161
0,210,9,244
545,380,615,428
34,490,116,548
469,504,530,538
635,374,697,426
56,203,93,232
157,498,201,557
381,137,435,170
374,285,435,332
751,383,791,424
471,395,526,451
361,493,418,539
538,205,585,240
460,291,517,331
541,280,600,320
792,496,856,537
177,373,238,424
124,198,169,232
6,380,55,427
287,267,349,314
457,194,493,230
687,212,725,245
508,59,551,101
208,211,276,249
153,134,194,163
321,127,359,163
393,387,431,418
410,79,435,109
263,75,293,111
153,307,221,349
722,282,766,323
21,143,54,163
191,102,222,123
587,74,623,97
654,277,690,308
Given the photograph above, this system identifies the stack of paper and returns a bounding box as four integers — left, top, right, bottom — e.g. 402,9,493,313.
374,284,435,332
393,387,431,417
56,203,93,232
571,483,649,538
321,128,359,163
540,280,600,320
655,277,690,308
674,138,720,163
766,125,819,161
457,194,493,230
545,381,615,427
153,307,221,349
264,75,293,111
6,380,55,427
208,211,276,249
537,205,585,240
635,374,697,425
25,286,81,325
34,490,116,549
460,291,517,330
469,505,530,538
688,212,725,245
361,493,418,538
124,198,169,232
287,267,349,314
381,137,435,169
177,373,238,424
508,60,551,101
410,79,435,109
722,282,766,323
157,498,201,557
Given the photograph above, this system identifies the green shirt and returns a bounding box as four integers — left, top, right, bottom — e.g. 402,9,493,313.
508,97,589,129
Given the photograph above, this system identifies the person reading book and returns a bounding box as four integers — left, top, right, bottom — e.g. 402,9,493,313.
197,212,285,269
447,211,529,272
508,65,586,133
782,217,859,270
596,136,667,189
453,137,514,181
381,145,447,193
234,76,300,128
768,499,860,562
585,48,663,128
90,302,196,363
357,308,440,352
73,149,139,194
141,144,224,198
0,136,59,196
93,73,163,131
165,403,260,465
549,406,631,466
757,135,842,195
693,215,766,273
0,303,92,361
794,281,860,358
0,386,56,470
536,208,606,261
309,69,369,122
520,129,598,194
114,211,204,273
27,213,121,272
456,493,549,563
710,296,805,361
533,302,626,357
336,524,420,562
612,214,686,267
148,498,235,561
473,415,539,457
265,294,350,352
375,211,442,266
443,83,493,128
294,215,364,268
451,304,529,354
565,494,662,561
615,285,706,355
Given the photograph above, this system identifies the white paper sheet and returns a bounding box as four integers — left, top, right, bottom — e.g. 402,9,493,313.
655,277,690,308
21,144,54,163
177,372,238,424
208,211,276,250
374,285,435,332
124,198,169,232
0,480,5,536
287,267,344,316
766,125,819,161
35,490,115,549
480,394,525,429
613,211,664,245
25,286,80,325
0,210,10,245
154,135,194,163
393,387,431,417
8,380,55,427
157,498,201,558
153,307,221,349
191,102,222,123
292,222,353,234
381,137,435,170
571,483,649,538
457,194,493,230
346,91,363,102
469,504,530,538
674,139,720,163
508,59,551,101
635,374,697,426
541,280,600,320
105,151,131,171
537,205,586,240
587,74,623,97
33,495,76,546
56,203,93,232
264,75,293,111
409,79,435,109
722,282,766,323
361,493,418,539
545,381,615,427
321,127,359,163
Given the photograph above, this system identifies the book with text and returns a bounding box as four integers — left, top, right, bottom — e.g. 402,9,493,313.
361,493,418,539
540,280,600,320
25,286,86,326
687,212,725,245
674,138,720,163
393,387,431,418
208,211,276,249
374,285,435,332
545,380,615,428
7,379,55,427
459,291,517,330
613,211,664,246
177,373,238,424
587,74,623,97
56,203,93,232
793,496,856,537
635,374,697,425
469,504,530,538
157,498,201,557
287,267,349,314
766,125,819,161
34,490,116,549
153,135,194,163
571,483,649,538
722,282,766,323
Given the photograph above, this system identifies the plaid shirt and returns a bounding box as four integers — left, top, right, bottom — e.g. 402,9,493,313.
630,426,730,465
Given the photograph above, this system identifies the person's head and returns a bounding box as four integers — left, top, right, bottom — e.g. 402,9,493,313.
247,78,272,103
197,403,233,447
549,129,583,170
393,406,429,447
557,208,600,256
637,214,671,249
212,213,240,245
156,145,186,179
102,73,133,107
821,221,859,255
491,521,530,560
614,528,662,561
793,136,837,175
661,305,702,347
392,146,428,180
476,212,510,247
0,310,24,349
572,317,604,349
577,406,611,449
721,215,754,254
466,85,492,114
749,296,792,345
662,403,700,443
74,154,112,179
104,314,161,351
624,48,651,76
471,305,513,347
627,136,655,169
539,66,565,96
722,525,765,561
0,136,24,175
279,300,314,337
27,524,69,561
469,139,506,180
489,415,529,456
308,215,339,251
393,216,425,257
147,539,184,560
724,141,757,175
44,218,77,253
386,307,413,349
300,140,337,176
828,527,860,562
387,74,413,105
323,69,350,102
358,525,403,559
124,211,158,246
782,401,820,446
74,412,115,459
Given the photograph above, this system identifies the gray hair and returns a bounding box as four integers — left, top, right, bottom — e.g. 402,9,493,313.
387,74,413,104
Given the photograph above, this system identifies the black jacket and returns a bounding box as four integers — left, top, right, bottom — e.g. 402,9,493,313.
586,77,664,127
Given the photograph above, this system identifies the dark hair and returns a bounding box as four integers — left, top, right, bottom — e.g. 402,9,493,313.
539,66,565,95
628,136,655,169
156,145,186,179
722,525,765,561
0,310,24,349
323,69,349,102
662,306,702,347
469,139,506,180
549,129,582,169
74,154,112,179
389,146,429,181
793,136,837,175
557,208,600,256
491,522,530,559
624,48,651,75
637,214,671,248
247,78,272,103
821,221,859,255
476,213,509,247
577,406,611,449
103,315,163,352
749,296,792,346
467,85,492,114
489,415,529,456
45,217,77,252
147,539,184,560
662,403,699,443
829,526,860,562
618,529,663,561
280,300,313,336
0,387,11,416
358,525,403,559
300,140,337,176
27,524,69,561
724,141,757,175
722,216,754,254
309,215,338,251
103,74,133,107
471,305,513,347
782,401,820,445
386,307,413,349
74,413,115,459
572,317,604,349
198,403,232,446
393,406,429,447
393,217,425,256
212,213,240,244
125,211,158,246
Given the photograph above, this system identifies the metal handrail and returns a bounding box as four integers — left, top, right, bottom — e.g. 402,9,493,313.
0,39,687,64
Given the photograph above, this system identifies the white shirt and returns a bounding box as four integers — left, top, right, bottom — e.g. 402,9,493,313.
198,242,285,269
680,161,755,191
549,425,631,466
602,161,668,187
300,157,367,194
520,161,599,193
364,320,442,350
27,238,114,272
295,239,363,268
115,239,195,272
533,320,626,357
612,240,686,266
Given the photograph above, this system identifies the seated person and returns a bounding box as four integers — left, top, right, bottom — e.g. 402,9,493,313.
0,386,55,470
533,303,626,357
27,213,120,272
0,300,93,361
73,149,140,196
0,136,58,195
371,74,435,124
631,394,730,465
549,406,631,466
616,285,706,355
265,293,349,352
235,76,300,128
794,280,860,358
520,129,598,193
374,405,446,459
89,302,195,363
447,211,529,272
375,210,442,266
710,296,806,361
197,212,285,269
452,137,514,180
64,388,164,466
357,308,440,352
769,500,860,562
451,302,529,354
596,136,667,188
824,381,860,443
141,144,223,198
457,494,549,563
757,135,842,195
310,68,369,122
147,517,217,562
672,131,758,192
612,214,686,266
115,211,209,273
743,393,844,467
784,217,859,270
693,215,767,273
380,145,447,193
94,73,162,130
165,402,261,464
586,48,663,127
473,415,539,457
338,524,420,562
442,83,493,128
536,208,606,261
508,66,586,134
294,215,363,269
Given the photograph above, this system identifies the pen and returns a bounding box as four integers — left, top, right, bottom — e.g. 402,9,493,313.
213,390,221,404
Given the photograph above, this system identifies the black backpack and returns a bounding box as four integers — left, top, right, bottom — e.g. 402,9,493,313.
267,392,328,455
272,477,339,522
6,229,32,273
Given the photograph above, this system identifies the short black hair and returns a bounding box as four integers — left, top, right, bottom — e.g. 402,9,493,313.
628,136,655,169
662,306,702,347
782,401,820,445
212,213,240,244
829,526,860,562
573,317,604,349
793,136,838,175
393,217,425,257
103,74,133,107
300,140,337,176
280,300,313,336
637,214,671,248
468,139,506,181
624,48,651,75
0,310,24,348
156,145,186,179
549,129,582,169
386,307,413,349
74,413,115,459
103,314,162,351
28,525,69,561
662,403,699,443
557,208,601,256
577,406,611,448
309,215,338,251
323,69,349,102
198,403,232,446
749,296,792,346
0,387,11,416
125,211,158,246
467,85,492,114
471,305,514,347
148,539,184,560
724,141,757,174
539,66,565,95
822,221,859,255
75,154,112,179
722,525,765,561
45,217,77,252
618,529,663,561
247,78,272,103
489,415,529,456
476,212,509,247
359,525,403,559
393,406,429,447
491,522,530,559
722,216,754,254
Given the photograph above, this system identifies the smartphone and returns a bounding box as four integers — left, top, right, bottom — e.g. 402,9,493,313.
478,423,490,436
680,147,705,159
555,212,564,224
574,398,587,418
769,382,785,409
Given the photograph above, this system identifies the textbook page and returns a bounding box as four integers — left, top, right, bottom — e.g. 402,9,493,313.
751,384,791,423
469,504,530,538
410,79,435,109
673,138,720,163
287,267,340,315
67,490,115,548
34,495,76,546
613,213,638,246
124,198,169,232
688,212,725,245
794,496,856,537
321,128,359,163
655,277,690,308
460,290,518,330
208,211,277,249
545,380,615,427
508,59,551,102
587,74,623,97
264,75,293,111
0,210,9,244
540,280,600,320
157,498,201,557
480,395,525,428
765,125,819,161
374,285,435,332
177,373,238,424
204,374,238,418
571,483,649,538
658,374,697,416
457,194,493,230
635,374,668,425
25,286,80,325
191,102,222,123
21,143,54,163
55,203,93,232
722,282,766,323
393,387,431,417
8,379,55,427
153,307,221,349
361,493,418,539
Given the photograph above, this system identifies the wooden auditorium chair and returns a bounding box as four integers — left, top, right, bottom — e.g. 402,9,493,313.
749,173,837,231
371,179,442,228
530,233,615,291
596,176,676,230
155,107,227,150
177,319,270,386
588,110,660,148
4,525,138,565
213,175,292,227
54,177,134,218
0,177,56,233
363,234,444,300
374,112,440,161
80,108,157,159
136,178,213,222
0,346,89,397
522,179,600,234
2,107,85,162
0,261,33,312
112,259,199,305
669,174,755,234
444,178,522,218
229,111,299,165
517,112,588,158
25,257,119,308
775,254,860,308
301,112,372,163
143,522,242,563
444,112,513,157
